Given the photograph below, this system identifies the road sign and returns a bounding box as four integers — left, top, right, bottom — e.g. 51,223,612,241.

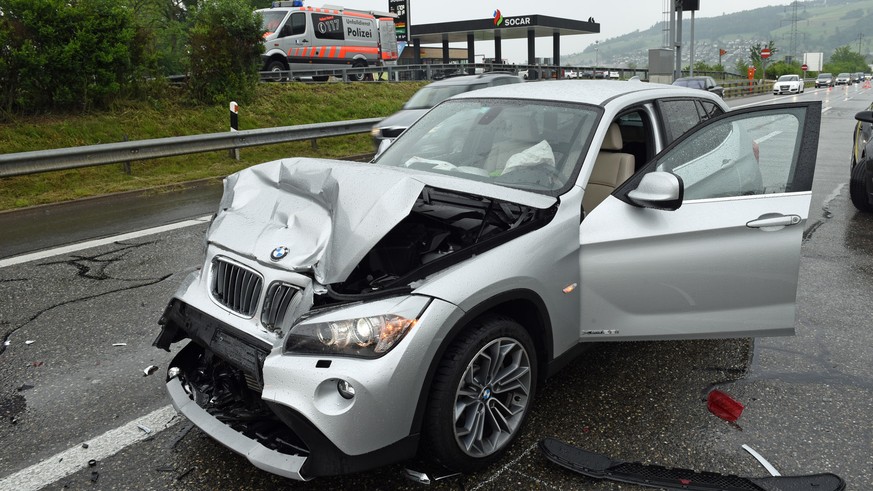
801,63,808,71
761,48,771,59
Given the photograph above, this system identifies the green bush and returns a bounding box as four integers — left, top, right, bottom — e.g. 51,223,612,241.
0,0,135,113
187,0,264,105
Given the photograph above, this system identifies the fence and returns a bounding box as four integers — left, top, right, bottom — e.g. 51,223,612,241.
0,118,380,178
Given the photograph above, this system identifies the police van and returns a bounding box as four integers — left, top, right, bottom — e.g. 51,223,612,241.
259,2,399,80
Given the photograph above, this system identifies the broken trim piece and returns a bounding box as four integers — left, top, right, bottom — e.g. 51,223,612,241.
539,438,846,491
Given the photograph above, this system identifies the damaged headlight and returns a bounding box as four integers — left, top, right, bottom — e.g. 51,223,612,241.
285,296,430,358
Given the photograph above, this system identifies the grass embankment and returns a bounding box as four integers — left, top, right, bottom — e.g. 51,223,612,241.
0,81,427,211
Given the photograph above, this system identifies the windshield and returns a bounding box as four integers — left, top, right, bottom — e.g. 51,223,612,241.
817,73,832,79
404,84,487,110
260,10,288,34
374,99,599,194
778,75,798,81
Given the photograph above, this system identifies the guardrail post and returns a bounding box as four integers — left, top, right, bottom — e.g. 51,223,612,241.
122,135,131,174
229,102,240,160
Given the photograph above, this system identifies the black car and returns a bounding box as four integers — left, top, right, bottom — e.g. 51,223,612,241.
672,76,724,97
850,104,873,212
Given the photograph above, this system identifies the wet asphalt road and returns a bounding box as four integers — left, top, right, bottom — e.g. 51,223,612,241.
0,86,871,490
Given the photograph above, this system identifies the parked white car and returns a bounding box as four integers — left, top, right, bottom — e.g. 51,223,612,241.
773,74,805,95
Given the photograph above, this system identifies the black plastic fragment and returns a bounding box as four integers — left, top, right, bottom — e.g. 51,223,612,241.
177,466,195,481
539,438,845,491
90,470,99,483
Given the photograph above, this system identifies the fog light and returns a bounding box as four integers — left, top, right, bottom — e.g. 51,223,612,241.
168,367,181,379
337,380,356,400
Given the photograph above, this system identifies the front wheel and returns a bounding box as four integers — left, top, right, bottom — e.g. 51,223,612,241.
850,159,873,212
266,60,288,82
422,316,537,473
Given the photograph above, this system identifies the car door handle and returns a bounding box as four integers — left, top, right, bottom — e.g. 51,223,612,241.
746,214,801,230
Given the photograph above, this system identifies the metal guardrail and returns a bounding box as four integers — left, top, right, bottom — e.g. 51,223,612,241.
0,118,380,178
255,62,651,83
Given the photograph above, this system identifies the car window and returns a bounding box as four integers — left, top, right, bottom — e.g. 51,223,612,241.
374,99,599,194
698,100,724,121
288,12,306,35
658,99,705,144
614,109,655,168
654,108,805,200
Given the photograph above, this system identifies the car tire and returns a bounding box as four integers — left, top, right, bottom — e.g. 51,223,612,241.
266,60,288,82
850,159,873,212
348,60,367,81
422,315,537,473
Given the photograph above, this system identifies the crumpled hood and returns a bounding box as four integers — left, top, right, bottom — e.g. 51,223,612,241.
208,158,424,284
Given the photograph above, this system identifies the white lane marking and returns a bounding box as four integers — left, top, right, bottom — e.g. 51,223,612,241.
0,405,180,491
756,130,782,144
822,106,832,113
0,215,212,269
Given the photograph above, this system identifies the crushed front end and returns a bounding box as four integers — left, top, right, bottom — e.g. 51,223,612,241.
152,158,556,480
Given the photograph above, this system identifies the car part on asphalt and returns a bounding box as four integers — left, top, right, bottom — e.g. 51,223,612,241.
742,444,780,477
539,438,846,491
402,465,461,485
706,389,744,422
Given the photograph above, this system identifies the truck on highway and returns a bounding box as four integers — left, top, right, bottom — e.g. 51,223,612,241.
259,2,399,81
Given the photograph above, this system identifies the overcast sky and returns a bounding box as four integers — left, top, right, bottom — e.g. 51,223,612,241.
341,0,795,62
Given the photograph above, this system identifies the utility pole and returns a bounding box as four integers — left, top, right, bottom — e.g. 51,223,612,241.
860,33,864,54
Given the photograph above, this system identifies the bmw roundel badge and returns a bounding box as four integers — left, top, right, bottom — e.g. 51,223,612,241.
270,246,289,261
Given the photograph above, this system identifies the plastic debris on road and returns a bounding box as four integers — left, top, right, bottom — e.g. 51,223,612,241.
707,389,745,422
25,340,35,345
138,424,153,434
143,365,158,377
112,343,127,347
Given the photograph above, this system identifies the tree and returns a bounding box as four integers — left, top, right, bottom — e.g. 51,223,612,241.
187,0,264,104
0,0,136,113
823,45,868,74
734,58,750,76
749,41,777,68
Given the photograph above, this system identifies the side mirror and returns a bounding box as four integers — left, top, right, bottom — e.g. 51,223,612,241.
626,171,684,211
855,111,873,124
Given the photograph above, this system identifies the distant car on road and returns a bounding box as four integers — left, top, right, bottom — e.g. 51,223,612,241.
773,74,805,95
672,76,724,98
852,72,865,84
371,73,523,148
835,73,853,85
850,104,873,212
815,73,834,88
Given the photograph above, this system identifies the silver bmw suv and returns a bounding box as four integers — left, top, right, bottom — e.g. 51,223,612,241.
155,80,820,480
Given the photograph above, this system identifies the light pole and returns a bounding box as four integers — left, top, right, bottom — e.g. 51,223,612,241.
594,41,599,68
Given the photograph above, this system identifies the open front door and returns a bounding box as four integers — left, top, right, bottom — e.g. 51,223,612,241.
578,102,821,340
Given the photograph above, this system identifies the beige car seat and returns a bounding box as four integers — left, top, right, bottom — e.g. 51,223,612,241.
582,123,636,212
